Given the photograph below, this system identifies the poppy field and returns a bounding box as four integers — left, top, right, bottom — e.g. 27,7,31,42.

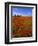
11,16,32,38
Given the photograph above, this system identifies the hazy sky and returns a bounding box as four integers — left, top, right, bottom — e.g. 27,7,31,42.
11,7,33,16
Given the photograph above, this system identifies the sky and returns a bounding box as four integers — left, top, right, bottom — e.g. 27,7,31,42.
11,7,33,16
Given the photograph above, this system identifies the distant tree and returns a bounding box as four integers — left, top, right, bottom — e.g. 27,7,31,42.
14,15,16,16
17,15,21,17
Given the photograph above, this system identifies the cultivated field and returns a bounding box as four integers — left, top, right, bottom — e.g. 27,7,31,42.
11,16,32,38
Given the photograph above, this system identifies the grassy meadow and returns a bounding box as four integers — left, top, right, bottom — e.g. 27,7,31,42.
11,15,32,38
